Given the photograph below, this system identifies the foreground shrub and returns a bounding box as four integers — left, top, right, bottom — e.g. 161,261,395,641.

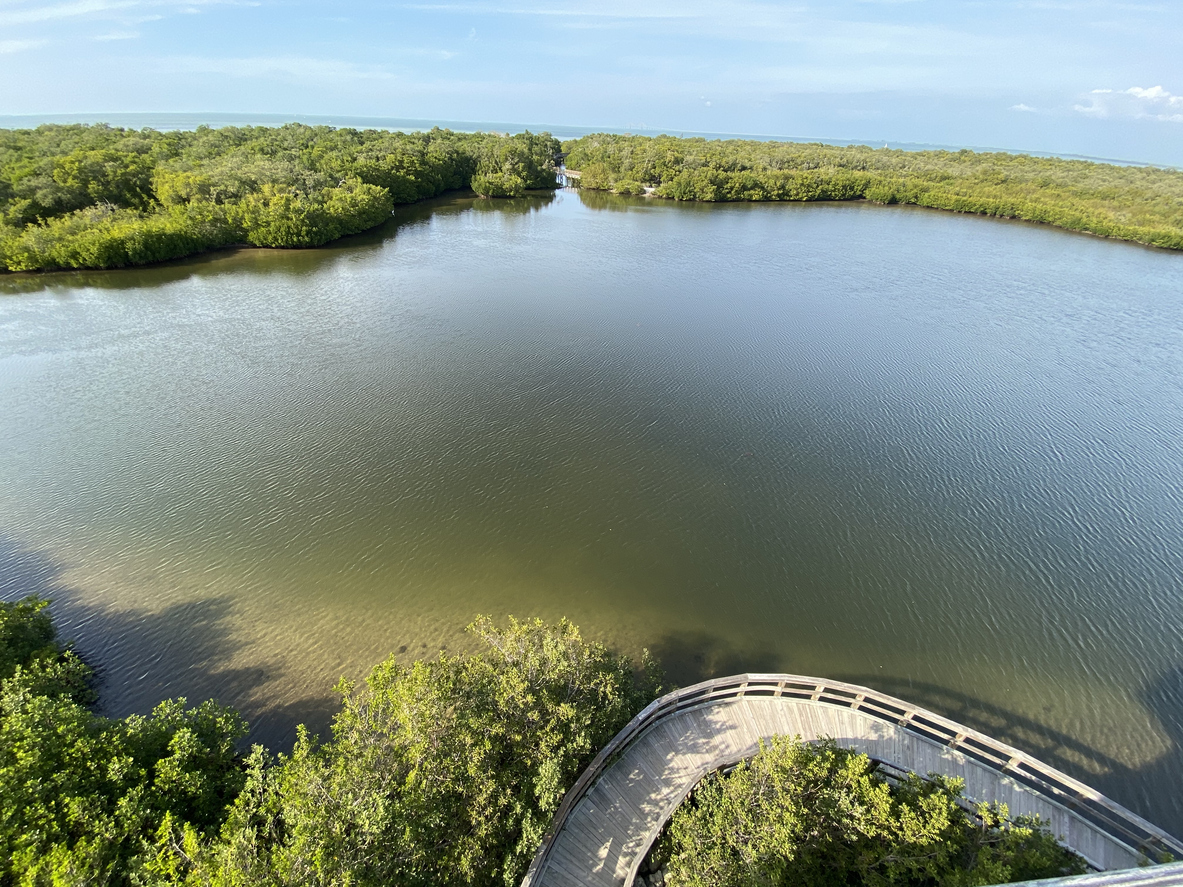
0,597,248,886
0,599,656,887
0,596,59,681
655,736,1087,887
200,616,661,887
1,203,238,270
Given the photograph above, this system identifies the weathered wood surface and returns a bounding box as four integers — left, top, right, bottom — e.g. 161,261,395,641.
1005,862,1183,887
522,675,1183,887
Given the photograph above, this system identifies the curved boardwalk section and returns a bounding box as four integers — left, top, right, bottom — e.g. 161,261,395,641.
522,675,1183,887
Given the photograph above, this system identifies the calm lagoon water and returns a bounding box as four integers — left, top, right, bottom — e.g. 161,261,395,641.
2,190,1183,835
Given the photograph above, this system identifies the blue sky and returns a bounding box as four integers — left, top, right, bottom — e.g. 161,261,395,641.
1,0,1181,164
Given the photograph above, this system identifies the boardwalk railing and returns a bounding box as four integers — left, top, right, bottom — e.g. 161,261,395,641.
521,674,1183,887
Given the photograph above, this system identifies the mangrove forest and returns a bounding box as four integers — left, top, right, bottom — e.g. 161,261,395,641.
562,133,1183,250
0,124,560,272
2,124,1183,272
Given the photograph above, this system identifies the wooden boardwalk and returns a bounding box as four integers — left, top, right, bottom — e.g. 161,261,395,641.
521,675,1183,887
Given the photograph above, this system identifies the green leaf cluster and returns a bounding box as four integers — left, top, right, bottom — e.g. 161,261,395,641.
562,134,1183,250
471,133,563,198
0,597,248,887
0,596,60,682
0,600,659,887
0,124,561,271
655,736,1088,887
191,616,661,887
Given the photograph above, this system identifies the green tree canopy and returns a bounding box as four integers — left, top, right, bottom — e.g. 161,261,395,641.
0,597,247,886
0,124,560,270
655,735,1087,887
198,615,661,887
0,596,59,681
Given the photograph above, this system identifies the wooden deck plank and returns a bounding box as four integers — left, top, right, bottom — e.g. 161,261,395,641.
546,844,615,887
749,698,784,743
537,860,595,887
735,700,769,753
561,790,633,851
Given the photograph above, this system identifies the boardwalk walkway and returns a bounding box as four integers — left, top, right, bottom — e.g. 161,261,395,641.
522,675,1183,887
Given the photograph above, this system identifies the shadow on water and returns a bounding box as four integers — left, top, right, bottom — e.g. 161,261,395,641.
469,191,555,215
1136,667,1183,836
648,629,788,689
0,535,59,601
574,189,660,213
572,185,849,217
0,535,337,750
0,191,555,296
646,627,1183,838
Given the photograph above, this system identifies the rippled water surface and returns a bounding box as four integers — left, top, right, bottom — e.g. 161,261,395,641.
3,191,1183,834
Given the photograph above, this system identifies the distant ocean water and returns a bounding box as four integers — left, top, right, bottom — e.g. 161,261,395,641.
0,111,1158,167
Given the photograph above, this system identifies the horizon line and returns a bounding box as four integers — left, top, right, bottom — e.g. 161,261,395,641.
0,110,1169,169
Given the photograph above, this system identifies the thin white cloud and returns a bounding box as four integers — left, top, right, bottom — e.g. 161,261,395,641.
1007,1,1167,10
1011,103,1037,112
402,2,695,18
0,0,248,25
0,37,47,51
0,0,139,25
410,0,1019,85
1075,85,1183,122
163,55,398,85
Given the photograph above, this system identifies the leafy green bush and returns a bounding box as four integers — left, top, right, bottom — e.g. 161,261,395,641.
613,180,647,196
471,171,528,198
2,203,238,270
1,681,248,885
197,616,661,887
471,132,561,197
0,596,59,681
0,597,248,886
231,178,393,248
654,736,1087,887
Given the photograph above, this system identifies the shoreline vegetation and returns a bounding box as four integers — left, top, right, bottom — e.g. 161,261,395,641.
561,133,1183,251
1,124,1181,273
0,123,560,273
2,596,1090,887
642,737,1087,887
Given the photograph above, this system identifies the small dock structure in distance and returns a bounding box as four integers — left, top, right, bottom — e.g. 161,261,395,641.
521,674,1183,887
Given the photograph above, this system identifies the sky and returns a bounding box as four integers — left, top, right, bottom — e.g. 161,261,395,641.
1,0,1181,165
